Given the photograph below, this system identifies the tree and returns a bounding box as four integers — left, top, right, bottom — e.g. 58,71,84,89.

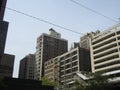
86,72,113,90
73,80,85,90
73,71,114,90
41,76,57,87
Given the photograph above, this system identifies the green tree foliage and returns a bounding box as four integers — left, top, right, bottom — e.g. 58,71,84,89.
73,72,114,90
41,76,57,87
86,72,113,90
73,80,85,90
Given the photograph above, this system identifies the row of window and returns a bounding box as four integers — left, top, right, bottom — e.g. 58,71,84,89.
60,56,78,65
61,61,78,70
95,60,120,69
60,51,77,60
94,55,119,64
60,67,78,75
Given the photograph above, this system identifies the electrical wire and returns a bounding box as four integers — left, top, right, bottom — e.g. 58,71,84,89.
5,7,83,35
70,0,118,23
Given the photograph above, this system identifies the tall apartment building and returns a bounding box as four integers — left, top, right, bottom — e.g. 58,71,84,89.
90,23,120,73
0,53,15,77
35,28,68,80
80,31,100,50
19,54,35,79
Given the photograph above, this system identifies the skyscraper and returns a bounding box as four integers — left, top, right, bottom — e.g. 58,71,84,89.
35,28,68,80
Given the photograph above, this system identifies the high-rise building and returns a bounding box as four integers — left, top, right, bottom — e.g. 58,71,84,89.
19,54,35,80
90,23,120,73
80,31,100,50
0,53,15,77
0,0,7,20
35,28,68,80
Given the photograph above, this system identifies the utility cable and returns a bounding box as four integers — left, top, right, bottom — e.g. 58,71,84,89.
70,0,118,23
5,7,83,35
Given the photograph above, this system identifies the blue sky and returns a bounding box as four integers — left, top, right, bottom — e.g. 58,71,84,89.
4,0,120,77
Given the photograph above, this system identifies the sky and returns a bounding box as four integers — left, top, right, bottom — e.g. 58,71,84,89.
3,0,120,78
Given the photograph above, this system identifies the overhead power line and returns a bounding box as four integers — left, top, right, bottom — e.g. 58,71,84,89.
5,7,83,35
70,0,118,23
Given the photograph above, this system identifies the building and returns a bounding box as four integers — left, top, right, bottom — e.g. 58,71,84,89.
0,21,9,58
44,47,91,89
19,54,35,80
0,0,8,59
59,47,91,89
0,0,15,78
70,42,79,50
90,23,120,73
80,30,100,50
44,56,60,86
35,28,68,80
0,53,15,77
0,0,7,20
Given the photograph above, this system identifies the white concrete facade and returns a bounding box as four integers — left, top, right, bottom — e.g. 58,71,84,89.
90,23,120,73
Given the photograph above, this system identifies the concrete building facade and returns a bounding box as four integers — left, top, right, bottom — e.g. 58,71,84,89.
59,47,91,89
44,56,60,86
80,30,100,50
35,29,68,80
19,54,35,79
90,23,120,73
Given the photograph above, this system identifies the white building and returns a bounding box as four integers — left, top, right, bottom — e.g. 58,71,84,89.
90,23,120,73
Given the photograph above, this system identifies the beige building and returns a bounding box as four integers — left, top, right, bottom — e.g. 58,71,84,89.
80,30,100,50
90,23,120,73
44,56,59,85
59,47,91,89
44,47,91,89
